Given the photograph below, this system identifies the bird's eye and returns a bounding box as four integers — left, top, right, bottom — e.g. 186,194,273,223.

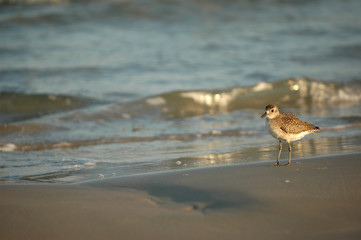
271,109,274,112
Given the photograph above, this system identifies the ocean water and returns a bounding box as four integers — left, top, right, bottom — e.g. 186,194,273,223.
0,0,360,183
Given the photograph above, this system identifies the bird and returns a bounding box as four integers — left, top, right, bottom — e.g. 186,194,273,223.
261,104,320,166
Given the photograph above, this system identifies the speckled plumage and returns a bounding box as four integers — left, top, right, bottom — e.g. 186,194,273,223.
261,104,320,166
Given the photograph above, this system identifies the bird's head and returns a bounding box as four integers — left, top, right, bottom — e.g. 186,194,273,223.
261,104,279,119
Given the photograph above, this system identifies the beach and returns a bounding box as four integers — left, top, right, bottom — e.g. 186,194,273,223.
1,153,361,240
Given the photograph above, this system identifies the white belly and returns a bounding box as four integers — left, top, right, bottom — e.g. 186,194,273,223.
266,119,309,142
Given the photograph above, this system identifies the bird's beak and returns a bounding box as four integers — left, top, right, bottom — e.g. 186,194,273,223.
261,112,267,118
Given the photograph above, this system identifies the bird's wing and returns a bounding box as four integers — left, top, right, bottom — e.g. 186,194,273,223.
279,114,317,134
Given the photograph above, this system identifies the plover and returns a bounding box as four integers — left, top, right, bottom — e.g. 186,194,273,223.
261,104,320,166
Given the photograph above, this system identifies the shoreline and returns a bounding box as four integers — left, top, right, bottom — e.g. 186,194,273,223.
82,151,361,185
1,153,361,240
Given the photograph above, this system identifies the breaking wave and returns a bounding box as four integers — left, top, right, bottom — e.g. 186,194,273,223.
1,78,360,124
100,78,361,120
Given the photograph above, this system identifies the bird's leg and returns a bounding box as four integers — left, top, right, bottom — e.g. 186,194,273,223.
279,141,292,166
274,140,282,166
288,142,292,165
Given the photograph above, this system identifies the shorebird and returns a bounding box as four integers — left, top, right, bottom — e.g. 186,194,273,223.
261,104,320,166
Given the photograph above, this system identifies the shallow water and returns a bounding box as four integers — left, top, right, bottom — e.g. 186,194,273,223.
0,0,361,183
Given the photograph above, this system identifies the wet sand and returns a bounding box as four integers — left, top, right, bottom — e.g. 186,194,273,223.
1,153,361,240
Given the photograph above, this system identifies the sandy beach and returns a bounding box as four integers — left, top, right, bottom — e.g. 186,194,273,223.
1,153,361,240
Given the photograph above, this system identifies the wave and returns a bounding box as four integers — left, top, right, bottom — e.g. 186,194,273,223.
1,77,361,153
0,92,93,124
0,129,259,152
1,78,360,124
2,122,361,152
19,78,361,124
127,78,361,119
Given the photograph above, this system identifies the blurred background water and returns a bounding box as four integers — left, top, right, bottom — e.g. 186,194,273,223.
0,0,360,183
